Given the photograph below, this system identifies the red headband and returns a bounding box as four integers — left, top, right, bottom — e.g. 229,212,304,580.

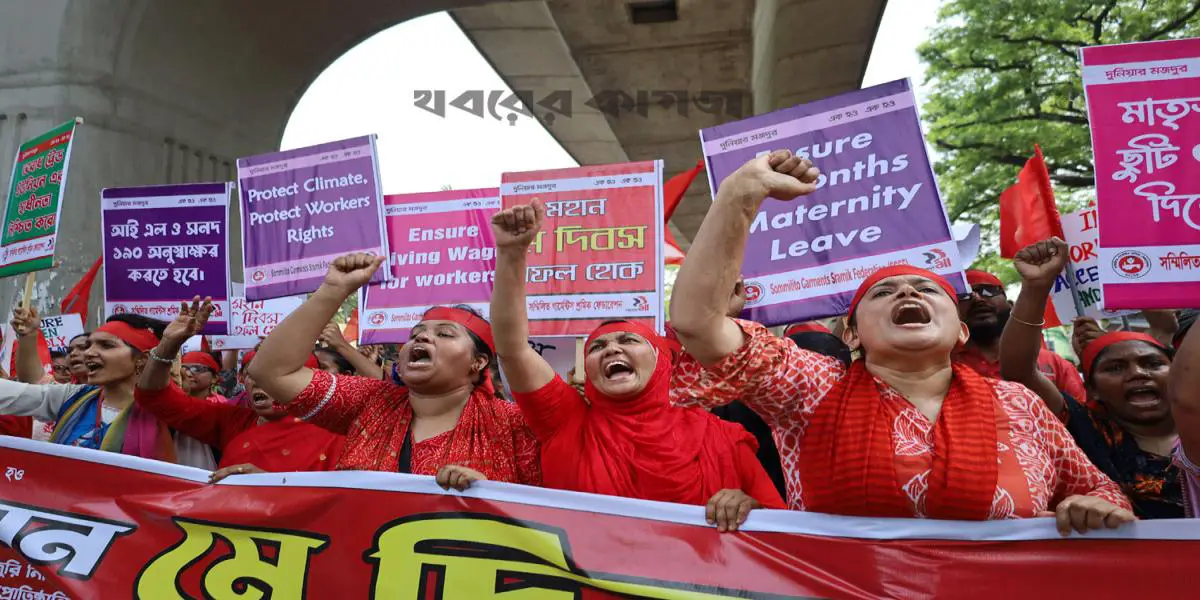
421,307,495,353
241,350,256,370
182,351,220,371
966,270,1004,288
848,265,958,319
95,321,159,353
785,322,831,336
586,320,665,355
1081,331,1168,376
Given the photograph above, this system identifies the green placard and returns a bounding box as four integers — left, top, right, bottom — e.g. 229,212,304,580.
0,119,79,278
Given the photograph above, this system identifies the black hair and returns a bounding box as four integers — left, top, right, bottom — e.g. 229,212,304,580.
102,314,167,352
1175,309,1198,349
441,304,494,387
68,332,89,345
788,331,853,367
313,346,355,375
49,350,67,360
1086,340,1175,384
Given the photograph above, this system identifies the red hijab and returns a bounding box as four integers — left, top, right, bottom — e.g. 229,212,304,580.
540,320,766,505
801,265,1000,520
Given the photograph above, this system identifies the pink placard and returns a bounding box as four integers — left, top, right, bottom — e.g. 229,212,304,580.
1082,37,1200,309
359,188,499,344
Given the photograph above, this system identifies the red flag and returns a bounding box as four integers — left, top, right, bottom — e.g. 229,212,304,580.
60,257,103,321
999,145,1064,258
200,336,212,354
343,308,359,343
663,160,705,265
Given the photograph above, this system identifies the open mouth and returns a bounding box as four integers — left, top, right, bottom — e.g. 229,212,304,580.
85,361,103,374
1125,385,1161,407
602,359,635,381
891,301,931,327
251,392,273,408
407,345,433,367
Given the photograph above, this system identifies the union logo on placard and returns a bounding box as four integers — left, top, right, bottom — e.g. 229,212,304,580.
252,270,266,283
744,282,764,306
112,305,128,314
1113,250,1150,279
369,312,386,326
632,296,649,311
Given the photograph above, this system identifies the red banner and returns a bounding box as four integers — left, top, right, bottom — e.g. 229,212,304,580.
1,436,1196,599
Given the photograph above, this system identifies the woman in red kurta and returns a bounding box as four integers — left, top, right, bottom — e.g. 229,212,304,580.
669,150,1134,535
248,253,541,490
488,200,784,532
136,324,341,481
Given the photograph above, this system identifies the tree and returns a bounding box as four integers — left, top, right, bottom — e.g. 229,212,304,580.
918,0,1200,277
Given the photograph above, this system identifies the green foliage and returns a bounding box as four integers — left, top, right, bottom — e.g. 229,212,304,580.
919,0,1200,280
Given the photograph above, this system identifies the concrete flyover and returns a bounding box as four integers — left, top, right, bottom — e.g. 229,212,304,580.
0,0,885,325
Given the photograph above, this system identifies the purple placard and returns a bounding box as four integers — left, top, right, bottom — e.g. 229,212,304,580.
100,183,233,334
700,79,965,326
237,135,390,301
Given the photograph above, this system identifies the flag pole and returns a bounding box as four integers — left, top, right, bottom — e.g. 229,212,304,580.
21,273,34,310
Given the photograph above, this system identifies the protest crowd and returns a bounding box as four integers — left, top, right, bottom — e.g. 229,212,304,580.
0,27,1198,598
2,148,1200,533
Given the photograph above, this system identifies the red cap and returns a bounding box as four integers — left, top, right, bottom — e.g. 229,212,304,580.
1080,331,1167,376
181,351,220,372
965,269,1004,288
785,323,831,336
848,265,958,320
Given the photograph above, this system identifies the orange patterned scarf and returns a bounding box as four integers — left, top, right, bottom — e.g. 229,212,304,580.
800,360,999,520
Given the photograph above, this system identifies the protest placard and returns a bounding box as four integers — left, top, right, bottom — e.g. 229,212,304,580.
100,183,233,335
501,162,664,337
1047,207,1134,324
237,136,389,301
700,79,964,326
209,283,304,350
360,189,498,344
1081,38,1200,309
0,119,79,278
39,314,84,353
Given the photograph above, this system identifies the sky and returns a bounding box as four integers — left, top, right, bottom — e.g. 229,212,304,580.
283,2,943,195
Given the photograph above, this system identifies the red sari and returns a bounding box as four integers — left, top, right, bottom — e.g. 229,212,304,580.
512,321,784,508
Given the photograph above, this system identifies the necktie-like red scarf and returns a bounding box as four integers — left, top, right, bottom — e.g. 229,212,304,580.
803,265,998,520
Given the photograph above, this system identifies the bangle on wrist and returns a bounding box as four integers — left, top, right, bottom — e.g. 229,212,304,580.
1010,314,1045,328
148,348,177,364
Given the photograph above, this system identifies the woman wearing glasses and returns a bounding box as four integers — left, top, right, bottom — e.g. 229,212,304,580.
181,352,232,405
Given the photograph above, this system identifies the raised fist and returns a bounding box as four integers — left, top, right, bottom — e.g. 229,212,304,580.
719,150,821,206
324,252,385,292
1014,237,1069,288
491,199,545,249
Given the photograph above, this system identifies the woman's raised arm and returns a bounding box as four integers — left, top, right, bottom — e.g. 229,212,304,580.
248,253,384,403
489,200,556,394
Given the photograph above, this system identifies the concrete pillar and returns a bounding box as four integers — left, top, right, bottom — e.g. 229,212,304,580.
0,0,496,328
